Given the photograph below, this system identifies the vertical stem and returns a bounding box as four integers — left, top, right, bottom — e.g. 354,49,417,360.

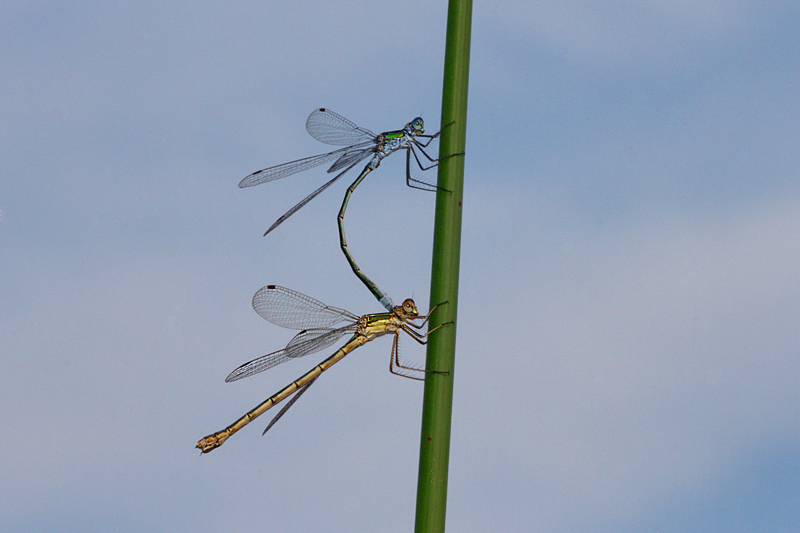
414,0,472,531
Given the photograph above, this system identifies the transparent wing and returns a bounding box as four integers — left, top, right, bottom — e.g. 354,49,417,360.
262,158,364,236
284,327,351,358
239,109,376,187
225,325,355,382
305,108,376,146
327,147,374,173
262,375,318,435
252,285,359,330
238,147,351,188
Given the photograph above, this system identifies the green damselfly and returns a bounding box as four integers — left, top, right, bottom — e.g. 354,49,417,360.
240,109,456,310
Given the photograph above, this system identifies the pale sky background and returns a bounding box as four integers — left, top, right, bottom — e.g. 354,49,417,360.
2,1,799,531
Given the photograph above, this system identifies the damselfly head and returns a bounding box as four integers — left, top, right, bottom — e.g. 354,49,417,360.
408,117,425,134
399,298,419,318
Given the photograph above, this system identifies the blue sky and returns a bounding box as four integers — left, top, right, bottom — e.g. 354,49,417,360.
2,1,799,531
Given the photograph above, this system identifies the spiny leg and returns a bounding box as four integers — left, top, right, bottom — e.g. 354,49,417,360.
387,303,451,378
404,121,462,191
389,331,426,380
406,301,448,329
401,320,450,343
337,166,394,311
406,144,465,192
405,148,440,192
414,121,456,147
390,328,450,378
412,141,460,167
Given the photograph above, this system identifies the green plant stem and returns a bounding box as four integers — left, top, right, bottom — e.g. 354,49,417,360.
414,0,472,530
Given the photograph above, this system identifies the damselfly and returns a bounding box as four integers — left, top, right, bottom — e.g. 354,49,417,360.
196,285,446,453
240,109,457,310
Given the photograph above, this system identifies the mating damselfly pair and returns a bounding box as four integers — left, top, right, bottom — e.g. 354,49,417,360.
196,109,458,452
